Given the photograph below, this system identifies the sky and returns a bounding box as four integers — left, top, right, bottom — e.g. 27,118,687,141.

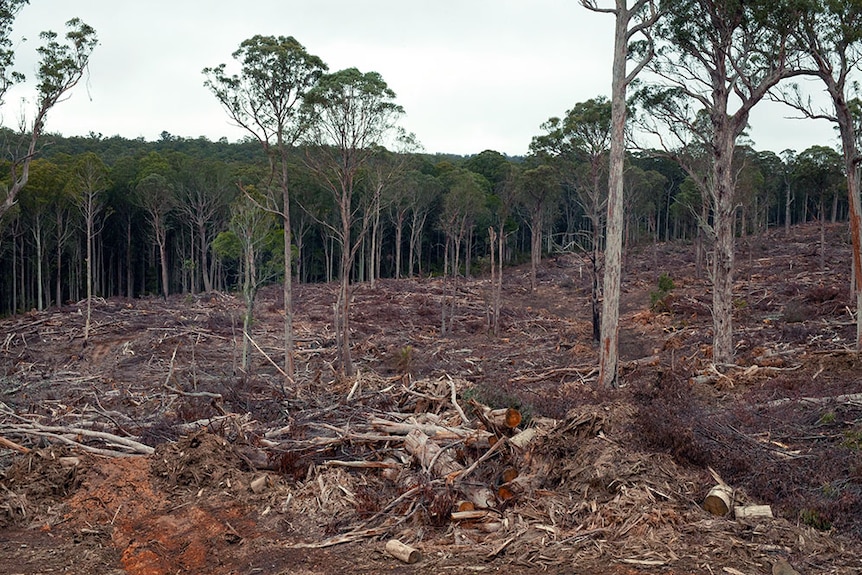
3,0,840,157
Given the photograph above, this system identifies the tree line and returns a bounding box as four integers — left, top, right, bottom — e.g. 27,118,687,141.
0,126,847,315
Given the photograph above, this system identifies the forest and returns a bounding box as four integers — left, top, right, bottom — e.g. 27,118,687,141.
2,127,846,316
2,1,862,574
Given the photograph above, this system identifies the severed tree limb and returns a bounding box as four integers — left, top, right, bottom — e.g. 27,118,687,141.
445,374,470,425
4,422,154,455
0,435,30,453
765,392,862,408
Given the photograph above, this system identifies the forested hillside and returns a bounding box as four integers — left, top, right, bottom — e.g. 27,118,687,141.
0,127,847,318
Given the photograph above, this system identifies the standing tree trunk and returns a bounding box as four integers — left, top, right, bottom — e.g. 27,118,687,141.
530,215,542,292
585,0,658,387
282,160,296,380
711,135,736,364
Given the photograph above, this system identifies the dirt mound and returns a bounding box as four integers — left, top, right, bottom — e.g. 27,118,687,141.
1,447,83,529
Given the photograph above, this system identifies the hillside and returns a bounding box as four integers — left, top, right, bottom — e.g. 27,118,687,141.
0,222,860,574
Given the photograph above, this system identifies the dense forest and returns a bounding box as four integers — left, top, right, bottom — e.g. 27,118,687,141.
0,126,848,317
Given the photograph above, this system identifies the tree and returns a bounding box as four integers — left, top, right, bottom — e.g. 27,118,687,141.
135,173,174,300
794,145,845,270
0,16,98,227
19,158,63,309
69,153,109,345
582,0,659,387
782,0,862,350
532,97,613,342
517,164,560,292
303,67,404,376
204,34,327,380
175,157,233,293
438,168,488,334
637,0,805,364
213,193,280,372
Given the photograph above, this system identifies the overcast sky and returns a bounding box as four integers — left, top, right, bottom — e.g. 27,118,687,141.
4,0,839,157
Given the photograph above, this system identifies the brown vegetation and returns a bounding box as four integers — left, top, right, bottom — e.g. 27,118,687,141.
1,222,861,574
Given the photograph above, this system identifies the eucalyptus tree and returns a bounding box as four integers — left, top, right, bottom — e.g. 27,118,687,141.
0,16,97,228
405,171,441,277
384,168,416,279
439,168,488,335
532,97,612,342
213,193,280,372
174,157,234,293
637,0,806,364
135,173,174,300
364,141,416,285
204,34,327,380
19,158,63,309
303,67,404,376
440,168,488,280
69,153,110,344
782,0,862,350
517,163,560,292
794,145,845,270
780,149,798,234
622,163,666,248
581,0,659,386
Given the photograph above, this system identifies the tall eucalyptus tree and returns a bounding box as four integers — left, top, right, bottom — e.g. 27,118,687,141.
0,15,97,227
637,0,806,364
783,0,862,350
582,0,659,387
204,35,327,380
303,68,404,376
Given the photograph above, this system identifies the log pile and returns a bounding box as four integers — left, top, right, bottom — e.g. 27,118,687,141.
1,373,829,572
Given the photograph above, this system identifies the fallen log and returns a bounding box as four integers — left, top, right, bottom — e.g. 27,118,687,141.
384,539,421,564
734,504,773,520
371,418,492,446
404,429,495,508
0,435,30,453
509,428,537,450
480,406,522,430
404,429,462,477
703,484,733,516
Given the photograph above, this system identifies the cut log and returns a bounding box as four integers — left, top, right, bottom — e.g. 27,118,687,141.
471,401,522,430
734,504,773,520
703,484,733,516
0,435,31,453
384,539,421,564
371,418,492,446
404,429,496,508
451,510,490,521
509,428,536,449
404,429,461,476
500,467,518,483
249,475,269,494
497,485,515,501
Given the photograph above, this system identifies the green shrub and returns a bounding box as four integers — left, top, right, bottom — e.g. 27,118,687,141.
650,273,675,312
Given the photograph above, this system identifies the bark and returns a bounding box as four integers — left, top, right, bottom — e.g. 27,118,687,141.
530,216,542,292
598,0,631,388
282,159,296,380
711,133,737,364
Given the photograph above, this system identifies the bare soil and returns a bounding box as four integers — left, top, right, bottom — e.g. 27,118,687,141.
1,222,861,574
